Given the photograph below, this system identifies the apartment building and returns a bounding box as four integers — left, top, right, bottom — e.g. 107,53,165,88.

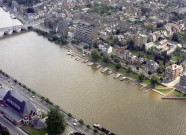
165,64,181,81
74,21,98,45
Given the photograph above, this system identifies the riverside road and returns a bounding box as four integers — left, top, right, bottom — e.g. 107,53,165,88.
0,74,98,135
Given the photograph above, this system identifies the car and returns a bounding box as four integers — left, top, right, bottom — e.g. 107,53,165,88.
32,96,35,98
66,122,69,125
73,123,77,126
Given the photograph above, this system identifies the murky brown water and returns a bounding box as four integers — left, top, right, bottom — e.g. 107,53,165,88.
0,9,186,135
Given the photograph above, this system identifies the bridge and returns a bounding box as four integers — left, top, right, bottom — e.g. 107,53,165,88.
0,19,44,38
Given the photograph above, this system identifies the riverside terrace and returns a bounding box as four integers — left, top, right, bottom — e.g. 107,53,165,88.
0,88,45,128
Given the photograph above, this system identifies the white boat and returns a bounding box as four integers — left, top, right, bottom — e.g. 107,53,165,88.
3,7,8,12
101,68,108,73
10,14,16,19
66,51,71,55
75,57,81,61
96,65,101,69
84,60,89,63
108,70,113,75
88,62,94,66
114,73,121,79
120,76,126,81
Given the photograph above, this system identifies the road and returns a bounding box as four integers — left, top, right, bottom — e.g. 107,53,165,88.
0,74,98,135
0,114,27,135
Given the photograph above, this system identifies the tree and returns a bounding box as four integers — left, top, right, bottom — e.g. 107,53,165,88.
111,54,114,59
115,63,122,70
86,124,90,129
71,40,76,44
83,45,89,49
138,72,145,82
127,67,132,74
114,58,120,63
46,108,66,134
125,60,129,66
148,71,152,75
0,123,10,135
78,119,84,125
94,129,98,133
150,74,160,86
172,33,179,42
91,50,100,61
68,113,72,117
136,66,139,71
26,7,35,13
102,54,110,63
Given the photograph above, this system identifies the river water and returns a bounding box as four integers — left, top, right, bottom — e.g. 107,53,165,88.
0,8,186,135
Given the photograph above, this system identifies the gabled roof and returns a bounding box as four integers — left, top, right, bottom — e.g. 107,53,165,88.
3,90,38,115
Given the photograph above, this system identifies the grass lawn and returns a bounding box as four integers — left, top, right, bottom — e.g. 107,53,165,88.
156,88,172,94
21,126,47,135
172,91,186,97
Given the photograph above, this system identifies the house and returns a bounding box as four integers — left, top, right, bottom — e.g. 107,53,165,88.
181,61,186,71
0,89,42,126
164,64,181,81
144,60,159,72
179,72,186,90
123,50,132,61
98,44,112,54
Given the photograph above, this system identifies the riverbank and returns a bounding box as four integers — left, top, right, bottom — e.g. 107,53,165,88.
33,28,186,99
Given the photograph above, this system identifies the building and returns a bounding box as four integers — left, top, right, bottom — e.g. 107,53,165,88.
55,18,68,35
179,72,186,89
132,34,148,47
144,60,159,72
74,21,98,45
0,89,42,126
98,44,112,54
165,64,181,81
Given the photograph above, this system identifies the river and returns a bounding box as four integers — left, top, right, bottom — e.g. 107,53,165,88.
0,8,186,135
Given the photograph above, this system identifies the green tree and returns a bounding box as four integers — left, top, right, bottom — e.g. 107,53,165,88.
0,123,10,135
91,50,100,61
148,71,152,75
125,60,129,66
102,54,110,63
138,72,145,82
127,67,132,74
86,124,90,129
68,113,72,117
78,119,84,125
115,63,122,70
172,33,179,42
46,108,66,134
94,129,98,133
150,74,160,86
